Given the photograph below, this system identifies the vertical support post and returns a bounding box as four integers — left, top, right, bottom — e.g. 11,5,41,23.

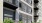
28,20,31,23
22,2,27,23
32,0,34,22
15,0,19,23
22,15,27,23
26,15,28,23
28,16,32,23
15,10,19,23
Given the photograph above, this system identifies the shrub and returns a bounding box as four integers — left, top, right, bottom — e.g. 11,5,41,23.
3,18,14,23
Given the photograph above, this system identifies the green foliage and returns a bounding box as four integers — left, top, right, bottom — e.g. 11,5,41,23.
3,18,14,23
19,21,23,23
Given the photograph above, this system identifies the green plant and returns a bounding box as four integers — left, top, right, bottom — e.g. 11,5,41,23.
4,18,14,23
19,21,23,23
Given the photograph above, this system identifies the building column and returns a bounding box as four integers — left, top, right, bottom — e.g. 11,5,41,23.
26,15,28,23
22,15,32,23
28,20,31,23
22,14,27,23
26,15,32,23
22,17,27,23
15,10,19,23
28,18,31,23
0,0,3,23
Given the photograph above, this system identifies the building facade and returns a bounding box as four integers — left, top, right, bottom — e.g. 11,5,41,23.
3,0,18,20
3,0,34,23
15,0,33,23
37,0,42,23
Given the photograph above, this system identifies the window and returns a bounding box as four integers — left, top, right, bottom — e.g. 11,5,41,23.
5,0,8,1
31,9,32,14
4,0,12,3
34,0,39,4
7,0,9,2
5,0,16,4
12,0,16,4
9,0,12,3
13,10,16,20
19,2,22,7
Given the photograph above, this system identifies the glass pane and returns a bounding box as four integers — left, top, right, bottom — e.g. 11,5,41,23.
19,13,23,23
19,2,22,7
3,7,14,20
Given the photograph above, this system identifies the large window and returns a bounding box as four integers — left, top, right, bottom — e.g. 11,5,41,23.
3,7,16,20
3,7,14,20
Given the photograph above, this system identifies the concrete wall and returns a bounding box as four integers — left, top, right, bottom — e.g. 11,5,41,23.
0,0,3,23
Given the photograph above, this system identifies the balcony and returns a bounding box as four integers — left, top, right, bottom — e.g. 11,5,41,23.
19,7,32,14
23,0,32,5
19,0,32,14
3,0,18,10
20,0,32,7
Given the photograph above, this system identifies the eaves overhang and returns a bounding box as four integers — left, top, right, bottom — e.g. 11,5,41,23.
3,2,18,10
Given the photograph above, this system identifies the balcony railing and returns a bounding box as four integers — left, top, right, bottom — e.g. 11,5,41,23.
3,0,19,7
19,7,32,14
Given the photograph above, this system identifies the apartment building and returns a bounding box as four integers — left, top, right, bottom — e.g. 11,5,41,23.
34,0,39,23
34,0,42,23
3,0,34,23
37,0,42,23
3,0,42,23
15,0,33,23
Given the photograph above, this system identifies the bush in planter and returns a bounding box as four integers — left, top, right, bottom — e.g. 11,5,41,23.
4,18,14,23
